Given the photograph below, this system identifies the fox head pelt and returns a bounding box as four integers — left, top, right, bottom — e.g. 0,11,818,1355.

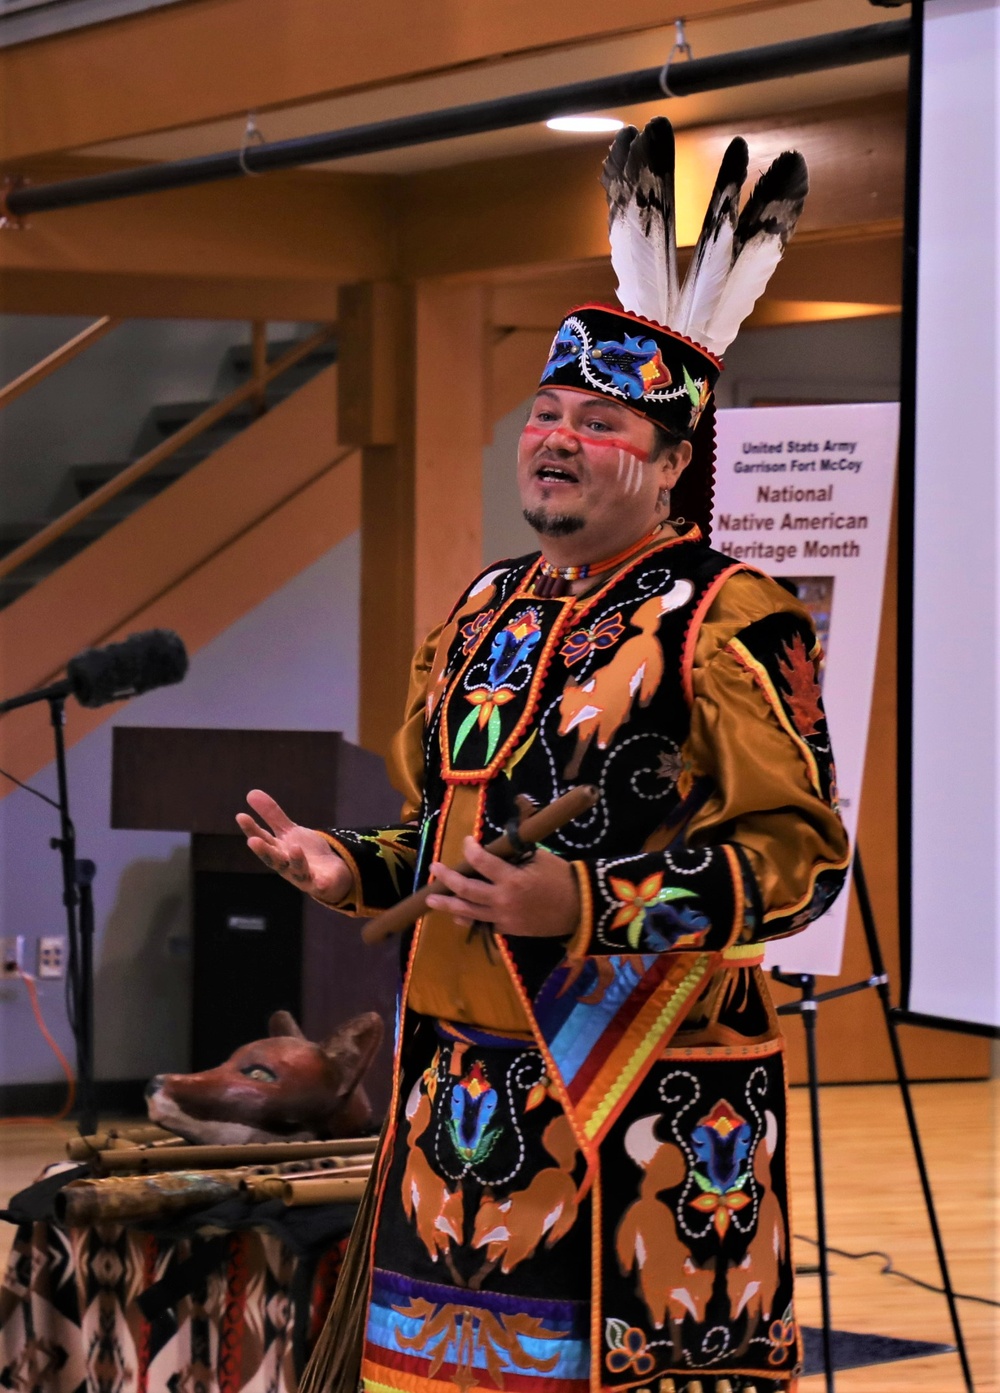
145,1010,384,1145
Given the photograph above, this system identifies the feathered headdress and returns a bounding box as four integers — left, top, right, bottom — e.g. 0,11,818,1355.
602,118,808,359
540,117,808,432
537,117,808,533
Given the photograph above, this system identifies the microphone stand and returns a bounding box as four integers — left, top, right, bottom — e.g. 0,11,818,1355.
0,682,98,1134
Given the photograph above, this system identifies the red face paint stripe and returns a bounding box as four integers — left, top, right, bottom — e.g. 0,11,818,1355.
520,423,649,461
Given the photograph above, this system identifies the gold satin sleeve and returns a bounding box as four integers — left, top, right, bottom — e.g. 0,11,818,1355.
685,571,850,928
387,621,444,823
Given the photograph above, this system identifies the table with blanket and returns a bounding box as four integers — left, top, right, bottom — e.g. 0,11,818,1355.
0,1149,359,1393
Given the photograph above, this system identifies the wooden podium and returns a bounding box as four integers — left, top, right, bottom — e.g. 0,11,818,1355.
111,728,402,1115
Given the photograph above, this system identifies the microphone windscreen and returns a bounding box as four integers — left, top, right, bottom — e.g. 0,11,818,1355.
67,630,188,709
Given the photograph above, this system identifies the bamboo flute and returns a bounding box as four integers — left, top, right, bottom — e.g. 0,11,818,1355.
241,1163,371,1202
92,1136,378,1174
58,1158,376,1224
256,1152,376,1174
68,1124,178,1159
362,784,599,944
281,1175,369,1206
58,1172,242,1226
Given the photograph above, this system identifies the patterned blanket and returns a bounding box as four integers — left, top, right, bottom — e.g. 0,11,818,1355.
0,1218,349,1393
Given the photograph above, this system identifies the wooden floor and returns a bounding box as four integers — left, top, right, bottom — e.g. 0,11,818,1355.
1,1082,997,1392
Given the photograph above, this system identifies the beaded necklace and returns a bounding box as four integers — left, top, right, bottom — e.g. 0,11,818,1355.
533,523,665,598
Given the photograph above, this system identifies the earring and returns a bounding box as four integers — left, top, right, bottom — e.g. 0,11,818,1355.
657,487,671,510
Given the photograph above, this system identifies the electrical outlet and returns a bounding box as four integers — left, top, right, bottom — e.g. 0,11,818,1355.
37,937,67,979
0,936,25,978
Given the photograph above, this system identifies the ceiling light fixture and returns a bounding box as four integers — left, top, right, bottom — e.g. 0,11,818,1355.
546,115,625,134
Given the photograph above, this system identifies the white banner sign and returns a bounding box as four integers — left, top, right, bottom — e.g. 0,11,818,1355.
711,403,899,976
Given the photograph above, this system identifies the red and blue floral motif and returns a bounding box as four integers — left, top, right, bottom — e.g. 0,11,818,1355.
447,1061,502,1165
559,612,626,668
689,1099,754,1237
604,1322,656,1376
453,609,543,764
460,609,495,655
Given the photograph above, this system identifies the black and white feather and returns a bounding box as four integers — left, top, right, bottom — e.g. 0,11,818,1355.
601,118,808,358
673,137,748,345
601,118,678,328
698,149,809,357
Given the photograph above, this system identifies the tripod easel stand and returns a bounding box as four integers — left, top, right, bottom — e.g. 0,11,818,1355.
772,847,973,1393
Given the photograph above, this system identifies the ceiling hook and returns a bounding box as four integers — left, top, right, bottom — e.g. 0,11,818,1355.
659,18,694,98
238,112,267,177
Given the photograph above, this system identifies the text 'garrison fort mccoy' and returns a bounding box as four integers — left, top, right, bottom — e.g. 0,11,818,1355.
733,438,862,473
715,439,868,564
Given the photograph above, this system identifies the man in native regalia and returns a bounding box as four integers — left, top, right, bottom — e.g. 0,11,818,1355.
237,120,848,1393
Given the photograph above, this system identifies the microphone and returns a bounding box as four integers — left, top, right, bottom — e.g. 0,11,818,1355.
67,630,188,707
0,630,188,714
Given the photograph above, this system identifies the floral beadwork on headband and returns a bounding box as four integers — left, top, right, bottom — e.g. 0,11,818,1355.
539,306,719,438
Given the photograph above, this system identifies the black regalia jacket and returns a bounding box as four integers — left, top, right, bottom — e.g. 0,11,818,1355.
325,526,848,1392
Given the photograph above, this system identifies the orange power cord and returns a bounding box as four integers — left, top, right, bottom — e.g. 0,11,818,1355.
0,969,76,1126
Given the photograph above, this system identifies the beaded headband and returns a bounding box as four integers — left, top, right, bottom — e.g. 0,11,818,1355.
539,303,721,441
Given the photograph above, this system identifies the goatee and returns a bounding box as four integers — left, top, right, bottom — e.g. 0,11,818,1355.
523,508,585,538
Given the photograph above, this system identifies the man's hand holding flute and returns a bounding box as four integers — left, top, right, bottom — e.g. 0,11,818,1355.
236,787,592,940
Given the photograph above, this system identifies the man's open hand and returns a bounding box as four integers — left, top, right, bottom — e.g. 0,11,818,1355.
236,789,353,905
425,836,579,938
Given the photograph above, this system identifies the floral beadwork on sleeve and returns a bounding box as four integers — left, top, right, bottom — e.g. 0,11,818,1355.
571,843,760,956
321,824,422,917
725,610,838,810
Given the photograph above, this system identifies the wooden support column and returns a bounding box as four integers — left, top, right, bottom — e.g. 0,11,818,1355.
413,281,489,645
338,282,416,758
339,279,488,756
491,328,553,429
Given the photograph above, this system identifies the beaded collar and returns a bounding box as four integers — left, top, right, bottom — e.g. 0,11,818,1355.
533,523,666,598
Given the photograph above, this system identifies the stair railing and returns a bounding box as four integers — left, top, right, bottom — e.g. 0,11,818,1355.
0,316,120,411
0,323,336,583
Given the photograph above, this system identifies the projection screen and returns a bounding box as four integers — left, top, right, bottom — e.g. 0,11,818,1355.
903,0,1000,1032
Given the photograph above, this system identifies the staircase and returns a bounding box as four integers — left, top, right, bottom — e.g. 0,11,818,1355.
0,344,360,797
0,335,337,609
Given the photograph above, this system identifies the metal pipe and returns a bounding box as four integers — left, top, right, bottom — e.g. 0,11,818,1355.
4,20,909,219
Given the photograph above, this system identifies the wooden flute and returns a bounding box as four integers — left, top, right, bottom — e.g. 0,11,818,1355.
361,784,599,945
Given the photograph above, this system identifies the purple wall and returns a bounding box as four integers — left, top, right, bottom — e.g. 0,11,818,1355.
0,531,359,1086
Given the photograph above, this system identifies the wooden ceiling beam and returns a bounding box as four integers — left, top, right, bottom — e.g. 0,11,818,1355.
0,96,903,320
0,268,342,321
0,164,396,307
399,93,905,279
0,0,805,163
766,228,902,304
491,228,903,332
